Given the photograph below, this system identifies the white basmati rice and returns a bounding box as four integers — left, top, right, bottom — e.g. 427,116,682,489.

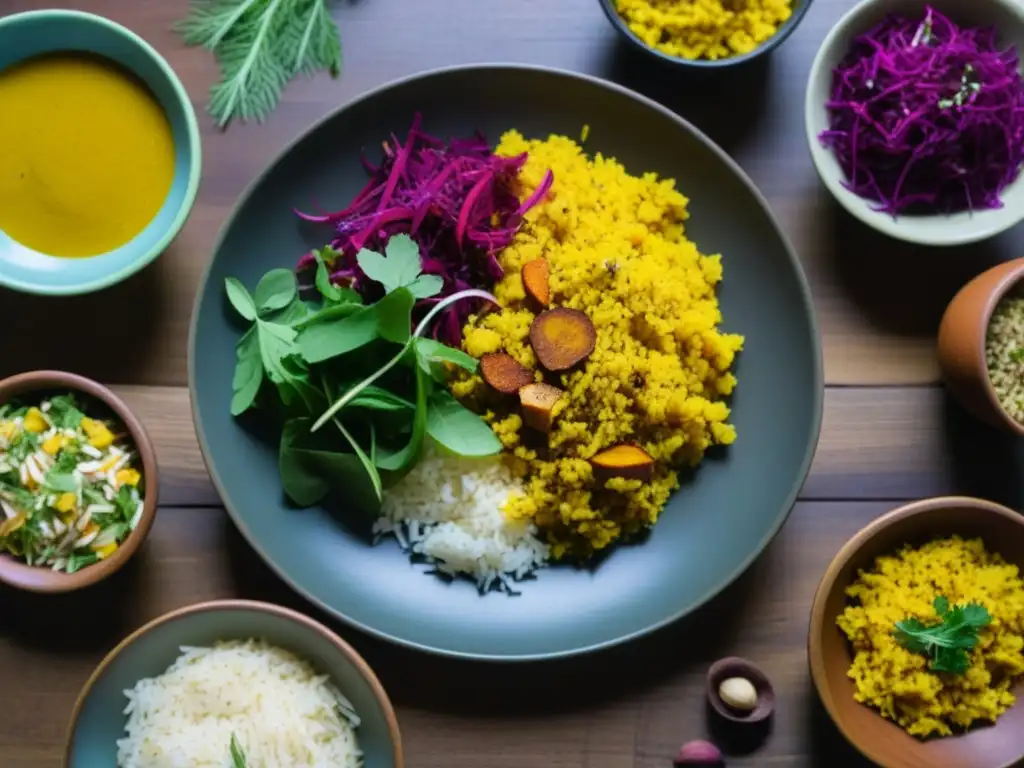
116,639,361,768
374,444,549,592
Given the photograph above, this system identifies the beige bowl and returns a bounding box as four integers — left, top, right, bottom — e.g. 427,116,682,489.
805,0,1024,246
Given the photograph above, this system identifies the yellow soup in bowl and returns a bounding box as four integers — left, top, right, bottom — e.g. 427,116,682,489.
0,53,175,258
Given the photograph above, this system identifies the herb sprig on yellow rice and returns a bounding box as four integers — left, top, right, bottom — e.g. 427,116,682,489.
838,536,1024,738
0,394,143,573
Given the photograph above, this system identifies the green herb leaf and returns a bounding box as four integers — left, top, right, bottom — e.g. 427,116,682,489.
176,0,343,128
279,418,381,511
374,364,429,473
230,733,247,768
1010,348,1024,364
230,327,263,415
355,235,423,294
43,470,77,493
407,274,444,299
374,287,416,344
894,597,991,676
298,306,379,364
66,552,98,574
348,386,416,413
313,248,343,303
425,391,501,457
225,277,257,321
254,269,298,315
414,338,478,381
47,395,85,430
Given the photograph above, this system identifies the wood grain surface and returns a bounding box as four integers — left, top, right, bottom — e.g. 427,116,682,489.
1,0,1022,766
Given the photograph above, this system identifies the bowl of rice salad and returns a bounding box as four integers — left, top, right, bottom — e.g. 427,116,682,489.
810,496,1024,768
0,370,157,593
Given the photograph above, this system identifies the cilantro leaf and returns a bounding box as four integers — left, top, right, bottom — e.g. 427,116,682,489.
356,234,427,294
298,306,378,364
407,274,444,299
894,597,991,675
415,338,478,382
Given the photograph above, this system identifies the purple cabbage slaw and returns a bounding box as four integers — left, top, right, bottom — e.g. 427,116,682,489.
295,114,553,344
819,6,1024,216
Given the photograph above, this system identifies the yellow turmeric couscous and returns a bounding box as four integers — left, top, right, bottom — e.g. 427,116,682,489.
452,130,743,559
838,537,1024,738
615,0,793,61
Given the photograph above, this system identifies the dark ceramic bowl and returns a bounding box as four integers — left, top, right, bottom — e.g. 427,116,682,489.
64,600,403,767
938,258,1024,437
809,497,1024,768
0,371,158,593
596,0,813,69
189,64,822,660
706,656,776,724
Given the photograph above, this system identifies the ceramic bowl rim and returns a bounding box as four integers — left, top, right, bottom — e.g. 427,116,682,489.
61,598,405,768
973,259,1024,436
594,0,814,68
808,495,1024,767
187,62,824,661
0,370,159,593
803,0,1024,246
0,9,202,296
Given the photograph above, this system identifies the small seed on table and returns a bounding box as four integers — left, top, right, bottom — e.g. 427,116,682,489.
718,676,757,711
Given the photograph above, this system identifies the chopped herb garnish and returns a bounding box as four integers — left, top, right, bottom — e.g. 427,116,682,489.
894,596,991,675
230,733,247,768
227,233,500,511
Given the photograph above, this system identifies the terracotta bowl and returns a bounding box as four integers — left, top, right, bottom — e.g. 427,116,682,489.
809,497,1024,768
65,600,404,767
938,258,1024,437
0,371,158,592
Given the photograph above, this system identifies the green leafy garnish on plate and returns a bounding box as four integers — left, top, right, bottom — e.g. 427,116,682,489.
894,596,992,675
176,0,343,128
230,733,247,768
226,234,500,511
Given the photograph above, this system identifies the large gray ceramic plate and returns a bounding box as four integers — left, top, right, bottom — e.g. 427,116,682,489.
189,65,823,661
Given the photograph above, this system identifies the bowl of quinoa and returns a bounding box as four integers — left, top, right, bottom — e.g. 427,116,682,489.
0,370,158,593
939,258,1024,436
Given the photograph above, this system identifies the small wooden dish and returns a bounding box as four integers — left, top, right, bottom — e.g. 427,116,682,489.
706,657,775,724
938,257,1024,437
809,497,1024,768
0,371,158,593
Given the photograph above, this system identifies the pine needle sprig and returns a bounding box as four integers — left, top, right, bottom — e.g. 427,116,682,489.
176,0,343,128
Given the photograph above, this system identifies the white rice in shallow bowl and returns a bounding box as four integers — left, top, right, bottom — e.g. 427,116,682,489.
116,639,360,768
375,443,549,592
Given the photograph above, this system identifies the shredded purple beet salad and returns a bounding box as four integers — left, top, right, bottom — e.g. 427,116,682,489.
294,114,553,345
819,6,1024,217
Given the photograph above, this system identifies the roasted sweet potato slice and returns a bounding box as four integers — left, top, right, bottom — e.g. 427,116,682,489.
590,444,655,481
519,383,564,433
521,258,550,307
529,308,596,372
480,353,533,394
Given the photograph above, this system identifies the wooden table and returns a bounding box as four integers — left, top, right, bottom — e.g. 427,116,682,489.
2,0,1023,765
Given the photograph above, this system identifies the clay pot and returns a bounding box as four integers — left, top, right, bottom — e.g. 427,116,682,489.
937,258,1024,436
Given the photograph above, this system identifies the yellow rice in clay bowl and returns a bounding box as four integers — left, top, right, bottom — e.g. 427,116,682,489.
839,536,1024,737
452,129,743,560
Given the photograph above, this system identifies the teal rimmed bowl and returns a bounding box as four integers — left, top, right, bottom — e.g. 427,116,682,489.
64,600,404,767
0,10,201,295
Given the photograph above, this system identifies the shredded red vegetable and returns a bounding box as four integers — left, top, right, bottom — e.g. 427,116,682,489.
819,6,1024,216
295,114,553,344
